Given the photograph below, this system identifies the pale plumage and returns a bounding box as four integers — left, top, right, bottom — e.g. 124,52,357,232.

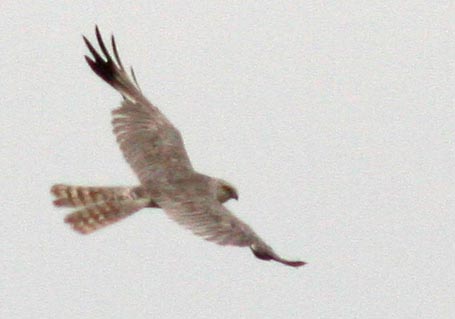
51,27,305,267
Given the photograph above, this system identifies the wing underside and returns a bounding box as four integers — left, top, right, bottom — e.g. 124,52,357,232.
83,27,193,185
158,197,306,267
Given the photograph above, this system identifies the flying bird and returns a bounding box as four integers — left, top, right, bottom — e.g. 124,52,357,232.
51,27,305,267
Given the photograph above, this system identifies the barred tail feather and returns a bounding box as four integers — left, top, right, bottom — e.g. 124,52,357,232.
64,199,150,234
51,184,135,207
51,184,155,234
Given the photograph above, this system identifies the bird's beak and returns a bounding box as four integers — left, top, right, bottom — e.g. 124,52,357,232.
232,191,239,201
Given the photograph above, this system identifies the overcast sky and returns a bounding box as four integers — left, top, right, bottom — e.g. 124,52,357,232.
1,1,453,318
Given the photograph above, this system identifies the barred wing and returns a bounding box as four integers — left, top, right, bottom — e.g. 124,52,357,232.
158,198,306,267
83,27,193,185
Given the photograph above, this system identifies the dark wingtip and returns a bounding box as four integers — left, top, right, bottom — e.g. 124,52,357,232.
111,35,125,70
84,55,94,65
279,260,307,267
251,246,306,268
95,25,101,41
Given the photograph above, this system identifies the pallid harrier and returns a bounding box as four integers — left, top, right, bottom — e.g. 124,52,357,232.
51,27,305,267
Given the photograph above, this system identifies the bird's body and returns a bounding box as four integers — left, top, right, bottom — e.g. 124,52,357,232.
51,27,305,267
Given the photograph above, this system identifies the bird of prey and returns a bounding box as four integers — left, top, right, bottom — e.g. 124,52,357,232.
51,27,305,267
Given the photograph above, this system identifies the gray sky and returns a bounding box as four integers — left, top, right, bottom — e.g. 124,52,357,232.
1,1,453,318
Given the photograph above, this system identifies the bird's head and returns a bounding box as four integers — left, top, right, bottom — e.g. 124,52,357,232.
214,178,239,203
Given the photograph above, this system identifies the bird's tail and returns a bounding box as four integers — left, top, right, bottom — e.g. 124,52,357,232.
51,184,152,234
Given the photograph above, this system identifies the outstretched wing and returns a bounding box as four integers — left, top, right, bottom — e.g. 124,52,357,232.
83,27,193,185
157,197,306,267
